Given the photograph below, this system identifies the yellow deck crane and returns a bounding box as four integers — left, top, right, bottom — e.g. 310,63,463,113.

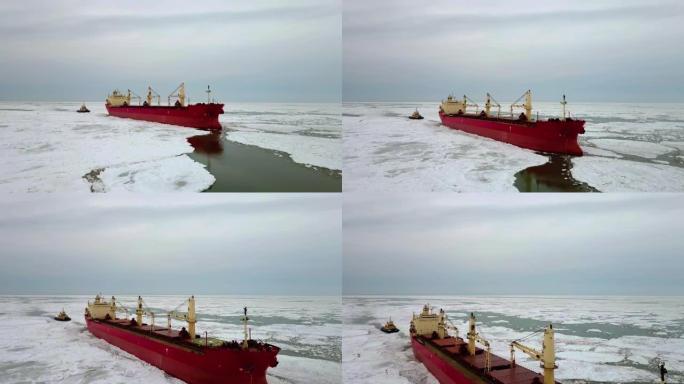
484,93,502,118
127,90,143,106
166,295,197,340
146,86,161,106
168,82,186,107
510,90,533,120
462,95,480,115
510,324,557,384
466,313,493,372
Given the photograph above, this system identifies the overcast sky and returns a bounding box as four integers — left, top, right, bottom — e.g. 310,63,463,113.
343,0,684,102
0,194,340,295
344,194,684,295
0,0,340,102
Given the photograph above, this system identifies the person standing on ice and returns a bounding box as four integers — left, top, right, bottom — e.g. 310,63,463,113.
660,362,667,383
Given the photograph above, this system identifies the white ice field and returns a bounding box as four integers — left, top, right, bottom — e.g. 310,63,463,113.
343,102,684,192
343,296,684,384
0,295,341,384
224,103,342,171
0,102,341,192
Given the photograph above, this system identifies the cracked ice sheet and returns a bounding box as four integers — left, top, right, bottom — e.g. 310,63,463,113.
223,103,342,171
343,103,547,192
0,102,214,192
572,157,684,192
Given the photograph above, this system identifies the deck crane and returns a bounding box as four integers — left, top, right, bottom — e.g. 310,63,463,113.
168,82,186,107
166,295,197,339
146,86,161,106
510,324,557,384
462,95,480,114
467,313,493,372
484,93,502,118
126,89,143,106
510,90,533,120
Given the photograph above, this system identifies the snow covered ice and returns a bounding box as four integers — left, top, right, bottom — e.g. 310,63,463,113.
223,103,341,171
343,102,684,192
343,296,684,384
0,295,341,384
0,102,215,193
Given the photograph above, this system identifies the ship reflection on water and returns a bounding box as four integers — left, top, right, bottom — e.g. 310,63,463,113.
514,155,599,192
187,131,223,155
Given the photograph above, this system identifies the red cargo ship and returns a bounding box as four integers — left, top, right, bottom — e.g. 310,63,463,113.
85,295,279,384
410,305,559,384
439,91,584,156
105,83,224,130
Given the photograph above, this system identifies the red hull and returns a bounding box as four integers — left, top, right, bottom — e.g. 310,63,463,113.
411,336,551,384
106,103,224,130
412,337,474,384
439,111,584,156
86,317,278,384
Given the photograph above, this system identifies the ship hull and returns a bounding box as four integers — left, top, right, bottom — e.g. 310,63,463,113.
86,317,277,384
411,337,482,384
439,111,584,156
106,103,224,130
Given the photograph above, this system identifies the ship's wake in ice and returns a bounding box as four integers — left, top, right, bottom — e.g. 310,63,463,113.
223,103,341,172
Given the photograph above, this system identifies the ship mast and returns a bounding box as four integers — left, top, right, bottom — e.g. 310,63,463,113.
188,295,196,339
466,313,492,372
206,85,212,103
510,324,557,384
136,296,143,325
242,306,250,349
560,94,567,121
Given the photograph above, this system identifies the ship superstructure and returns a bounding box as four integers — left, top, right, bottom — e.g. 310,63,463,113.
105,83,224,129
85,294,279,384
439,90,584,156
410,304,559,384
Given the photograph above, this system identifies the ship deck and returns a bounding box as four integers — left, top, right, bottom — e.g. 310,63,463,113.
422,336,557,384
90,317,264,352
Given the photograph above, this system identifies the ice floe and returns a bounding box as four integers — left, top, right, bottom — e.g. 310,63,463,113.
0,102,214,192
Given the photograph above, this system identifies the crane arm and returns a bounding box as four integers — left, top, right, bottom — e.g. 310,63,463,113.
511,340,543,362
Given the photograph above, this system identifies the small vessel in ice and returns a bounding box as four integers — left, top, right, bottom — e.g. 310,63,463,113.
77,103,90,113
381,317,399,333
85,294,279,384
439,91,584,155
54,309,71,321
106,83,224,130
410,304,559,384
409,109,424,120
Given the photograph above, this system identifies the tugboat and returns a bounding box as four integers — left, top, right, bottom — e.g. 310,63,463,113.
54,309,71,321
85,294,279,384
439,91,585,155
381,317,399,333
409,109,424,120
410,304,559,384
77,103,90,113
